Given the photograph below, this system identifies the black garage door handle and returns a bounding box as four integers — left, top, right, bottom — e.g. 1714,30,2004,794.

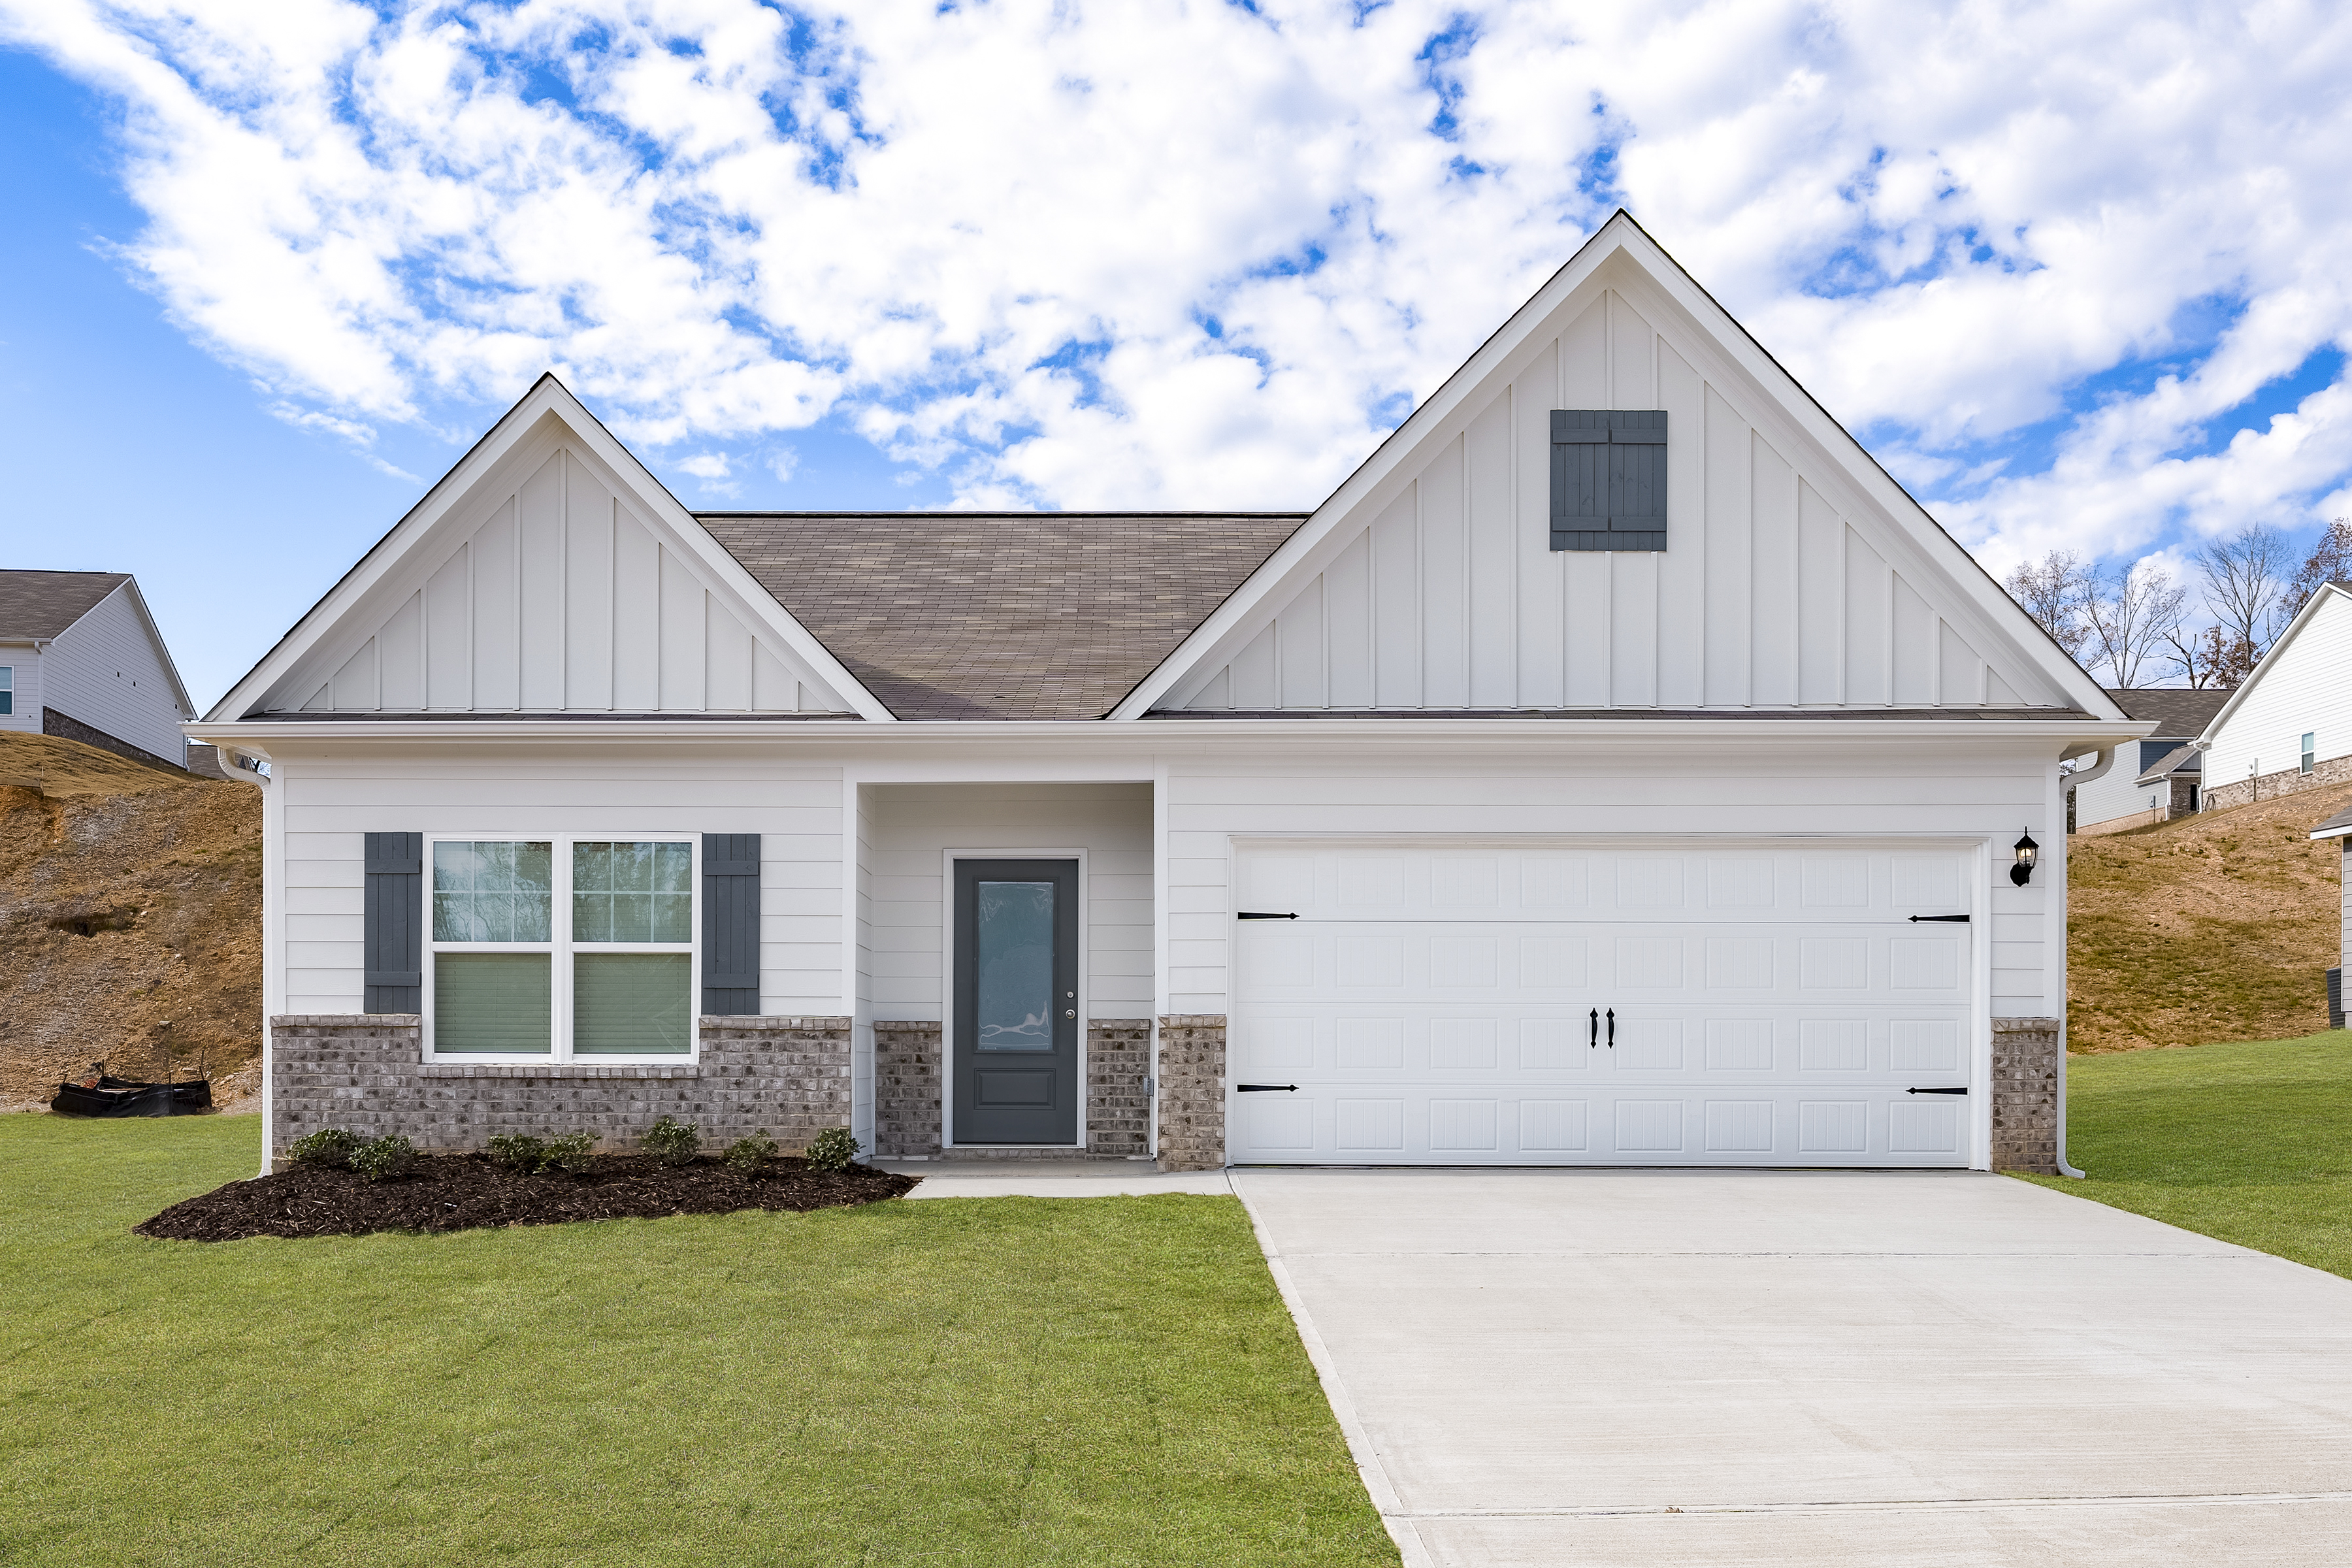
1237,1083,1299,1092
1237,912,1299,920
1906,1086,1968,1095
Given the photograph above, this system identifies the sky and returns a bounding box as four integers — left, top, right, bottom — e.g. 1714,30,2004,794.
3,0,2349,711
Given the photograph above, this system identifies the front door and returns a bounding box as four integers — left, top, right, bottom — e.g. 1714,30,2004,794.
952,858,1081,1145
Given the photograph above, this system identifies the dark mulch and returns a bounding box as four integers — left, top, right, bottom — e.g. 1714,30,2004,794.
135,1153,919,1242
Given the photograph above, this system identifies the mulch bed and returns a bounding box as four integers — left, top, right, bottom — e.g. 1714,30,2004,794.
135,1154,919,1242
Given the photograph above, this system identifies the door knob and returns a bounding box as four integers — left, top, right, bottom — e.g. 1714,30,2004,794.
1064,1009,1077,1019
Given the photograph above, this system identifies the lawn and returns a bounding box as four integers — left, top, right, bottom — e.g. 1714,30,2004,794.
2021,1030,2352,1280
0,1116,1397,1567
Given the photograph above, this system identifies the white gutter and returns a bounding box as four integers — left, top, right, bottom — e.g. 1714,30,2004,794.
2061,747,2117,792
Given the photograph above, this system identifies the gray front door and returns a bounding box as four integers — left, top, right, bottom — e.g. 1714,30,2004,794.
952,858,1081,1145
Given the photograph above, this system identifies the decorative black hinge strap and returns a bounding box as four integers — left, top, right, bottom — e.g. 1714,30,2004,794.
1237,911,1299,920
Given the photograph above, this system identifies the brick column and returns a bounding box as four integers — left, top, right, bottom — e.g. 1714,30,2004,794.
1990,1016,2061,1174
873,1021,943,1157
1156,1015,1227,1172
1086,1021,1151,1156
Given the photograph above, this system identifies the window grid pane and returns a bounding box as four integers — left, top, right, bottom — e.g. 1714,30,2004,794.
572,841,691,944
433,841,553,941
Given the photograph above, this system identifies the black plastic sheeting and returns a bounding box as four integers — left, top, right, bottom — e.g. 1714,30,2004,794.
51,1075,214,1118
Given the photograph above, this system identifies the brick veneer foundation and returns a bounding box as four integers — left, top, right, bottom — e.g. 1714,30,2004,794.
1990,1016,2061,1174
1156,1015,1227,1172
1086,1021,1151,1157
873,1021,943,1157
2202,752,2352,814
874,1019,1152,1158
269,1013,850,1164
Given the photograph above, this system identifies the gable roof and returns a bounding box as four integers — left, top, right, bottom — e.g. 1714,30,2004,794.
1110,211,2131,722
0,570,131,640
2194,581,2352,746
698,512,1303,720
2107,687,2232,738
2312,803,2352,841
2134,742,2202,785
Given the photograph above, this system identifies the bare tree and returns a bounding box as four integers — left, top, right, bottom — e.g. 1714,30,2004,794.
2289,516,2352,614
2159,621,2253,689
2079,559,2186,687
2195,523,2293,666
2002,549,2092,659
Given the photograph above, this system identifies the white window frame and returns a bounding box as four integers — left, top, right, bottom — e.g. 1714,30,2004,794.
0,665,12,715
422,832,701,1064
2302,732,2317,775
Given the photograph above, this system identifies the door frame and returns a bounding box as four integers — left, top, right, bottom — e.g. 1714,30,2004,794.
940,846,1089,1149
1224,832,1995,1169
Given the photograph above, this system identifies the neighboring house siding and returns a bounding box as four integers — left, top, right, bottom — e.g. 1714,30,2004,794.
2204,589,2352,810
1169,287,2067,714
274,751,845,1016
860,782,1154,1024
1160,743,2056,1020
0,646,41,736
2073,738,2180,830
39,587,188,763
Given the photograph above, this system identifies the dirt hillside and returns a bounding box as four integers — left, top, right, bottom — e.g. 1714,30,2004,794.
0,731,263,1109
2069,778,2352,1053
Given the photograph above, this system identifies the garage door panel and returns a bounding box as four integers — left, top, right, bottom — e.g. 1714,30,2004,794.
1230,842,1977,1168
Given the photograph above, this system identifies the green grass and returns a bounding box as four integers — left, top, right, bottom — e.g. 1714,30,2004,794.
2021,1030,2352,1279
0,1116,1396,1567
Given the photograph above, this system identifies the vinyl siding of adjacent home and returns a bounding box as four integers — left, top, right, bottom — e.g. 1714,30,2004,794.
2203,589,2352,800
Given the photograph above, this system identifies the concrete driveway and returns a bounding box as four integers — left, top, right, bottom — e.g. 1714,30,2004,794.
1231,1169,2352,1567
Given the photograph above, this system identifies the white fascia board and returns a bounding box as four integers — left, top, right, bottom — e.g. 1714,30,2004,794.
2311,820,2352,841
2193,581,2351,745
106,579,197,720
204,376,892,724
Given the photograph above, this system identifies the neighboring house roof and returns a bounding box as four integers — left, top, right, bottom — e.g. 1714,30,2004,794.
2134,743,2202,785
696,513,1307,720
2313,804,2352,841
0,570,132,640
2106,687,2232,738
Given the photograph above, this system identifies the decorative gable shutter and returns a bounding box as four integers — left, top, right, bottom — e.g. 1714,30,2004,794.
1551,410,1667,550
363,832,423,1013
1550,410,1610,549
701,834,760,1016
1607,410,1667,548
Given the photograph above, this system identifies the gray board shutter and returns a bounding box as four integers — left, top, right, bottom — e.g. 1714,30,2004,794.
702,834,760,1016
1551,409,1667,551
363,832,423,1013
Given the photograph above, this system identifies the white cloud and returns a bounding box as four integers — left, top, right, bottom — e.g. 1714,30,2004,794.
674,449,738,497
766,447,797,484
5,0,2351,573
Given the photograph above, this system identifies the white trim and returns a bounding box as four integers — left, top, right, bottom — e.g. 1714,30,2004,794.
938,846,1090,1151
420,832,700,1066
2195,582,2352,745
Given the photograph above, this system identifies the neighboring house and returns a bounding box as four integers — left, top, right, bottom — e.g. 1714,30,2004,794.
2317,804,2351,1030
0,569,194,771
2068,687,2230,835
191,212,2140,1179
2197,581,2352,813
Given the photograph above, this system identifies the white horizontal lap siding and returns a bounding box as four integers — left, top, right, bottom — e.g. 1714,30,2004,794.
853,794,875,1146
2206,591,2352,793
273,749,845,1016
2074,740,2176,827
1163,746,2053,1022
1171,279,2063,716
0,647,39,734
862,783,1154,1022
43,589,188,760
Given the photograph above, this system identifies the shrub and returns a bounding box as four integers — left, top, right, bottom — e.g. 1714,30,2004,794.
350,1134,416,1183
802,1127,861,1173
285,1128,362,1169
486,1133,546,1172
723,1132,779,1175
542,1131,597,1175
642,1117,700,1166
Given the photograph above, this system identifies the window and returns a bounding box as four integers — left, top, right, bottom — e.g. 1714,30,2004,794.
0,666,11,715
1550,410,1667,551
425,836,696,1060
2303,732,2317,775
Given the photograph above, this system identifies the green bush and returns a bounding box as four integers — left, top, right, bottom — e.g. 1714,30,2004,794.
802,1127,861,1173
542,1131,597,1175
485,1133,545,1172
642,1117,700,1166
284,1128,362,1169
722,1132,779,1175
350,1134,416,1183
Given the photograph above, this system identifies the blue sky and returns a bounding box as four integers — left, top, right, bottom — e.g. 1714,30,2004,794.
4,0,2350,710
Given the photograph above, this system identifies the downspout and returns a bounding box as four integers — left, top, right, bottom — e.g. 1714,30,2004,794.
2051,745,2111,1180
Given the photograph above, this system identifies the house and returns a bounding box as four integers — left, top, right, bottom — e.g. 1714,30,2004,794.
0,569,195,771
2068,687,2230,834
2317,804,2351,1030
2196,581,2352,812
189,212,2141,1177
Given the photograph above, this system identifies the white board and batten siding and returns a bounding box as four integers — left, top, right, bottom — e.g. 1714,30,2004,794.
1168,286,2072,715
273,750,847,1018
18,585,191,759
263,442,849,716
2203,585,2352,794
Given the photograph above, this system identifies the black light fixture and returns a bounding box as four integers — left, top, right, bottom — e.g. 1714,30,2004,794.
2010,830,2039,887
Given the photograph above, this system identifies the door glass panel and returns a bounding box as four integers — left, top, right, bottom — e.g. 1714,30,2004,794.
433,840,553,941
975,880,1054,1052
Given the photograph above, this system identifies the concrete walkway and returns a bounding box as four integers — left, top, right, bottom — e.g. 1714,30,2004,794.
1230,1168,2352,1568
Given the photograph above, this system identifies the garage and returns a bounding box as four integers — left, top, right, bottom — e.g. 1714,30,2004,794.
1228,841,1980,1167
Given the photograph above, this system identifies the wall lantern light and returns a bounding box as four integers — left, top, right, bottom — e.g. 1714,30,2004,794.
2010,830,2040,887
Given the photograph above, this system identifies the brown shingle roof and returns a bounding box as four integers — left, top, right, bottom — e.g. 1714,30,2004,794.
0,570,131,640
698,513,1307,720
2106,687,2232,738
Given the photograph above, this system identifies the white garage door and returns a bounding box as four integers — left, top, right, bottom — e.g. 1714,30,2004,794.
1228,842,1978,1167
